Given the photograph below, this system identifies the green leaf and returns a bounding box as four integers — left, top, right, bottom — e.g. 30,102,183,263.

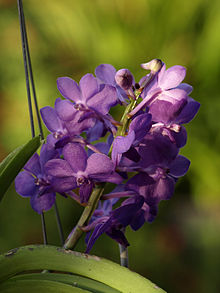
10,273,121,293
0,279,91,293
0,136,41,202
0,245,166,293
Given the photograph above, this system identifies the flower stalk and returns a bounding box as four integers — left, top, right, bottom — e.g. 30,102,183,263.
64,183,105,250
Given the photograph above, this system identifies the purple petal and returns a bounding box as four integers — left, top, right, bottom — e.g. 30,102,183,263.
63,143,87,173
169,155,190,177
55,99,77,121
113,131,135,154
95,64,116,85
175,98,200,124
124,147,141,162
92,172,123,184
159,65,186,89
106,228,129,248
126,172,155,195
24,153,41,176
45,159,74,177
86,153,114,176
87,85,117,115
79,74,99,102
129,113,152,141
112,196,144,226
51,176,77,193
79,182,93,203
130,209,146,231
177,83,193,94
112,131,135,165
15,171,37,197
30,192,56,214
153,176,175,200
86,120,105,143
139,133,179,168
57,77,81,102
150,98,187,124
40,106,63,133
65,112,95,136
86,220,111,253
40,143,59,172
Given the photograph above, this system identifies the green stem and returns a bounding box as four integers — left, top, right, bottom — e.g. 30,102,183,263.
64,183,105,250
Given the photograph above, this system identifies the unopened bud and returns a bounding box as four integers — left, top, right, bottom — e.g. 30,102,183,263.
141,59,163,73
115,69,134,90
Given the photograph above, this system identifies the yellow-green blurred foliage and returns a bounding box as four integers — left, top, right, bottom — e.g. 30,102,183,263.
0,0,220,292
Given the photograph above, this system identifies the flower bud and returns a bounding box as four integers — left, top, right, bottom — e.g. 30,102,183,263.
115,69,134,90
141,59,163,73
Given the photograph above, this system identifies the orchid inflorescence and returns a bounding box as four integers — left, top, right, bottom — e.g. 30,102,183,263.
15,59,200,252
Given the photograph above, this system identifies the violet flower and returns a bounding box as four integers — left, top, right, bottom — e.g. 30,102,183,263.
15,143,59,214
56,74,118,136
40,98,94,148
45,142,123,203
129,64,200,125
126,155,190,221
84,196,145,253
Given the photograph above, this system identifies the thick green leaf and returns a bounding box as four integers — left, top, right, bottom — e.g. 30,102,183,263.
0,279,91,293
10,273,121,293
0,245,166,293
0,136,41,202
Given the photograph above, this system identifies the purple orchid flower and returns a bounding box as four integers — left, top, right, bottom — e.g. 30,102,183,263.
129,64,200,125
126,155,190,221
15,143,59,214
84,195,145,253
56,74,118,135
45,142,123,203
40,98,94,148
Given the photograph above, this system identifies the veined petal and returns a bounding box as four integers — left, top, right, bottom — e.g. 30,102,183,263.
55,99,77,121
177,83,193,94
79,73,99,102
95,64,116,85
153,176,175,200
86,220,111,253
40,143,59,172
30,192,56,214
86,153,114,176
63,143,87,173
24,153,41,176
112,131,135,166
87,84,117,115
40,106,63,133
57,77,81,102
129,113,152,141
15,171,37,197
113,131,135,154
175,97,200,124
45,159,74,177
139,133,179,168
150,98,187,124
50,176,77,193
79,182,93,203
169,155,190,177
159,65,186,89
159,88,188,102
91,172,123,184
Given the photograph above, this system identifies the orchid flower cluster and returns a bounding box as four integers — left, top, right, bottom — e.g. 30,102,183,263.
15,59,200,252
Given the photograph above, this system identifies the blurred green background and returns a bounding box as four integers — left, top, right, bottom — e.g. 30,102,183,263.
0,0,220,292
